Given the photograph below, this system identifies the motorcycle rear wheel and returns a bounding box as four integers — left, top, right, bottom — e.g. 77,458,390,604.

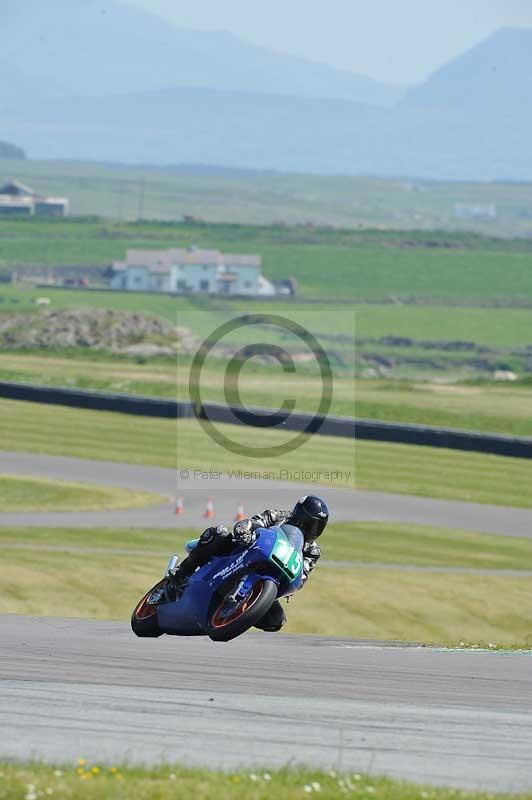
207,578,278,642
131,579,166,638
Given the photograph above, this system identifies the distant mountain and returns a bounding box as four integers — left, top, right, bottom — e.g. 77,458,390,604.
397,27,532,179
2,86,387,170
402,28,532,111
0,140,26,160
0,0,403,107
3,78,530,180
2,14,532,180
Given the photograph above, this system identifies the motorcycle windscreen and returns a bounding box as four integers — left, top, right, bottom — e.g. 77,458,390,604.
270,524,304,582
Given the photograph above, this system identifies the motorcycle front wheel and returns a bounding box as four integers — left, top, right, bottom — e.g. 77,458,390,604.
207,578,278,642
131,580,167,638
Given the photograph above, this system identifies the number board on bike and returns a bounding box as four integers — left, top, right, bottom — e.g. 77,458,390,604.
270,536,303,580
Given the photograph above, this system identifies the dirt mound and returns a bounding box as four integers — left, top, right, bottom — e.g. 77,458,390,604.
0,308,199,354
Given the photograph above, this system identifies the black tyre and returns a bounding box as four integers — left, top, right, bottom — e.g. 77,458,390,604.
131,580,166,638
207,579,278,642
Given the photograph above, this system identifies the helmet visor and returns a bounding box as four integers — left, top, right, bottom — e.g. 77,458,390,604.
303,515,327,539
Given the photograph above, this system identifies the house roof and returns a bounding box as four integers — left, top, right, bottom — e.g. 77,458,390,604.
113,247,262,273
224,253,261,267
0,179,36,197
169,248,222,265
124,249,173,267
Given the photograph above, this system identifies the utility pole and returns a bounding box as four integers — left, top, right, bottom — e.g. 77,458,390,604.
138,177,146,220
117,179,125,220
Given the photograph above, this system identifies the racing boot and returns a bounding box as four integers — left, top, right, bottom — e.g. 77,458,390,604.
169,525,232,593
167,558,195,595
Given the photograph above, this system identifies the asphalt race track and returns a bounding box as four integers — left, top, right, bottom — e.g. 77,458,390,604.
2,450,532,537
1,616,532,791
2,450,532,790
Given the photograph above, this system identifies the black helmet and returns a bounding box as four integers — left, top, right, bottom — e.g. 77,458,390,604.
291,495,329,540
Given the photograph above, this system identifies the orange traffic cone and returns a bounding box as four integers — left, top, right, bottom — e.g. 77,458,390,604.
235,502,245,522
174,497,184,516
204,497,215,520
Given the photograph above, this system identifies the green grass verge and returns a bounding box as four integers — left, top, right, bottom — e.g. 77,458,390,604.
1,761,523,800
4,523,532,570
0,398,356,488
0,475,164,512
355,379,532,438
354,439,532,508
3,397,532,507
5,351,532,436
295,567,532,646
0,351,356,419
2,525,532,647
325,523,532,569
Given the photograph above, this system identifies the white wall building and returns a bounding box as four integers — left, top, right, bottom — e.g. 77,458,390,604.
454,203,497,220
111,247,276,296
0,180,69,217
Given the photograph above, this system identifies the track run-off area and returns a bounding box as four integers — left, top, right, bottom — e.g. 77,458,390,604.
1,450,532,791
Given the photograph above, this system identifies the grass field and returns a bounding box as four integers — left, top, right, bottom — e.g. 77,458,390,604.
0,350,357,416
0,475,164,512
2,286,532,350
355,379,532,436
0,398,355,489
4,217,532,302
5,521,532,570
3,156,532,236
4,352,532,436
295,568,532,645
3,398,532,507
2,524,532,646
3,284,532,349
2,213,532,387
2,283,532,380
0,761,518,800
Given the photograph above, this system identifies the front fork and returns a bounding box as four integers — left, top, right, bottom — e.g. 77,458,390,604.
165,554,180,578
159,555,181,602
226,576,248,604
226,572,279,606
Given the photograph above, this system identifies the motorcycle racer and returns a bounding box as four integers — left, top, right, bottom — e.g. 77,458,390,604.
170,495,329,632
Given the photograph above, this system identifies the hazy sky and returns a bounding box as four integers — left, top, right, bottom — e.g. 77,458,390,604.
130,0,532,84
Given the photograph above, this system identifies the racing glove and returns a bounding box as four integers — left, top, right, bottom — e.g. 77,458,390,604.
199,524,231,544
233,519,257,547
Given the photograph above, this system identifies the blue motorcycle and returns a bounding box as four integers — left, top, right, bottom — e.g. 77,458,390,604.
131,524,304,642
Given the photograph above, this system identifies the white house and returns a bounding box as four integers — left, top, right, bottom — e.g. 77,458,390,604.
0,180,69,217
111,247,276,296
454,203,497,220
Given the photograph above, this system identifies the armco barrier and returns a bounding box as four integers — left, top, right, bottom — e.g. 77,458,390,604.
0,381,190,419
353,418,532,459
1,380,531,459
200,402,355,438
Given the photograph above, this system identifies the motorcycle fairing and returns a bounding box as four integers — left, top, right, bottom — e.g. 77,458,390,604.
156,525,303,636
